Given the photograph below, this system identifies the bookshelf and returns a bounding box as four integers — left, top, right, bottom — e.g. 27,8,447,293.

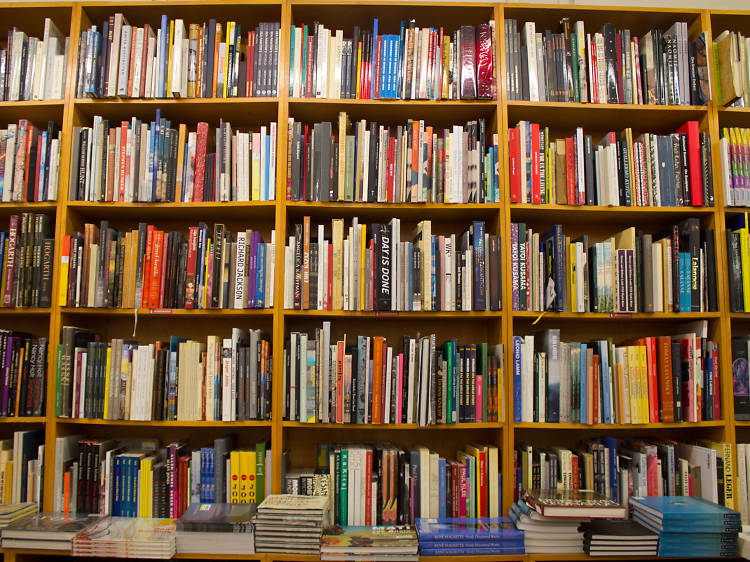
0,0,745,561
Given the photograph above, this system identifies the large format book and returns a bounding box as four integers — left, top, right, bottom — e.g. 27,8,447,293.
1,512,93,550
522,489,627,518
177,503,255,532
321,525,418,556
72,516,176,559
415,517,523,542
629,496,741,531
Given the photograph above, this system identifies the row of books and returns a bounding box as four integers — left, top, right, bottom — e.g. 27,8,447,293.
505,19,710,105
0,121,62,202
1,214,54,309
720,127,750,207
714,30,750,107
56,327,271,422
733,336,750,421
510,221,718,313
287,115,499,204
53,434,269,519
71,114,277,202
284,322,503,425
513,323,719,425
60,222,275,310
727,213,750,313
1,430,43,505
2,20,68,101
297,442,501,525
0,331,47,418
284,218,502,312
514,438,734,509
509,121,713,208
288,20,496,100
76,14,280,98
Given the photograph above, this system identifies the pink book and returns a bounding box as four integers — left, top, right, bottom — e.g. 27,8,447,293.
476,370,483,422
396,353,404,422
459,464,467,517
439,236,445,310
158,235,168,308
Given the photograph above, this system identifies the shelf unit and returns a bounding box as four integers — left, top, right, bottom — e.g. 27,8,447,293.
0,1,746,561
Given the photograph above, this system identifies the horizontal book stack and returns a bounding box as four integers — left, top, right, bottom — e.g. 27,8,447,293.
0,430,44,506
719,127,750,207
510,221,717,313
56,327,271,422
515,437,734,509
60,222,275,310
513,323,719,425
55,435,268,519
1,214,54,309
726,213,749,312
71,113,277,202
713,30,750,107
1,19,68,101
0,121,62,202
505,19,710,105
509,121,713,207
415,517,524,557
285,217,501,312
288,19,496,100
287,114,499,203
284,322,503,425
733,336,750,421
76,14,280,98
309,441,500,524
0,331,47,418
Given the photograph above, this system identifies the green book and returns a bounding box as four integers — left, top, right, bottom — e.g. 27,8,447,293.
570,32,580,102
255,440,266,503
340,447,348,525
445,341,453,424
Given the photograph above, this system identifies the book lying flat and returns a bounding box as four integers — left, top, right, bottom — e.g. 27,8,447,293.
523,489,627,518
582,519,658,541
415,518,523,541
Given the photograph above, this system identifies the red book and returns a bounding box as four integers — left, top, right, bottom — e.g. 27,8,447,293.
438,27,444,99
475,364,483,422
657,336,675,423
615,32,624,104
3,215,18,306
336,340,345,422
246,31,254,97
590,37,599,103
680,336,695,422
140,25,151,96
149,230,164,309
530,122,541,204
34,133,43,201
22,123,33,201
159,233,169,308
302,125,309,199
565,136,576,204
592,354,600,424
142,225,155,308
60,234,70,306
327,243,333,309
372,336,384,423
509,127,521,203
695,337,703,422
387,137,395,202
106,128,116,201
194,122,209,202
571,454,579,490
458,463,467,517
364,448,373,525
118,122,128,202
184,227,198,309
305,35,314,97
675,121,703,206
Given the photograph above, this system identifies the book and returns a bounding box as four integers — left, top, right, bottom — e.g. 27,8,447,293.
321,525,418,555
415,517,523,541
522,489,627,518
72,516,176,558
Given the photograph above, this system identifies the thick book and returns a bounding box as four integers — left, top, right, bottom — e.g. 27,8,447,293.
415,517,523,542
522,489,627,518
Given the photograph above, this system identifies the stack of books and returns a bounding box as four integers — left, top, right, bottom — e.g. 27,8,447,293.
727,213,749,313
513,323,720,425
1,513,92,550
513,489,626,554
72,517,176,559
0,503,37,529
285,322,502,425
582,519,657,557
630,495,741,558
321,525,418,561
719,128,750,207
176,503,256,555
415,517,524,556
254,494,330,555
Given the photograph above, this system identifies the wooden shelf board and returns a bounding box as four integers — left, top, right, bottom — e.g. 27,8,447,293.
289,97,497,107
510,204,714,223
730,312,750,319
57,418,271,427
514,421,725,430
732,420,750,426
0,307,50,316
283,421,502,429
286,201,502,220
59,307,273,317
74,96,278,105
174,554,264,560
512,311,720,320
67,200,277,220
284,309,502,318
0,417,46,423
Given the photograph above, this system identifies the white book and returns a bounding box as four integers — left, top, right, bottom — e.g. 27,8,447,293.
738,443,749,525
116,25,132,96
221,338,232,421
575,21,587,103
383,346,393,423
43,18,64,99
181,37,189,98
260,125,267,201
677,442,718,503
234,230,247,308
316,25,328,98
269,122,277,200
321,321,330,423
48,137,60,200
523,22,538,101
131,27,145,97
108,14,125,96
429,451,439,517
50,53,65,99
268,229,276,308
170,19,185,97
284,242,294,308
31,40,45,101
596,33,606,104
293,27,303,97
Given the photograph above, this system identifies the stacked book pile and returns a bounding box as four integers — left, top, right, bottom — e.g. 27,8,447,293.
0,503,37,529
321,526,418,561
176,503,256,555
254,494,330,555
511,489,626,554
71,516,176,559
415,517,524,556
740,530,750,559
1,513,92,550
630,495,741,558
581,519,657,557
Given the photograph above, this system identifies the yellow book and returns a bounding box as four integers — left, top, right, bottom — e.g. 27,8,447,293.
700,440,735,510
360,224,366,308
568,240,576,312
735,214,750,312
103,347,111,419
638,346,648,424
251,132,261,200
243,450,257,503
203,239,211,309
175,123,187,198
4,462,12,503
332,219,344,309
355,42,362,99
58,237,68,306
464,444,487,517
167,20,175,97
139,457,151,517
626,347,638,423
229,450,241,503
223,22,233,99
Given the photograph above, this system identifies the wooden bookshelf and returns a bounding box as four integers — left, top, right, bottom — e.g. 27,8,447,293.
0,1,745,561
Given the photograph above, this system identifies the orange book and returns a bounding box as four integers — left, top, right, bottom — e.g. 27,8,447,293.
410,121,419,202
119,122,128,201
630,337,659,423
372,336,384,423
246,31,254,97
127,27,137,97
149,230,164,309
142,225,155,308
656,336,675,423
63,472,70,513
14,342,27,415
23,123,33,200
212,23,222,97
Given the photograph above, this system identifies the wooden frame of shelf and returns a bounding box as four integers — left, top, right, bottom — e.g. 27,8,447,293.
0,2,746,562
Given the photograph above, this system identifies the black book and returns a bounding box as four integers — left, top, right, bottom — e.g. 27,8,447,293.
670,134,684,206
727,230,744,312
367,122,379,202
671,339,683,421
703,229,717,312
677,218,700,312
319,121,332,201
733,337,750,420
211,224,224,308
656,135,674,206
601,23,618,103
330,139,338,201
293,223,303,309
700,131,714,206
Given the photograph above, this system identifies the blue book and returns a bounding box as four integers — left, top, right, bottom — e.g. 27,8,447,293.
630,496,741,528
680,252,691,312
599,340,612,424
599,437,620,503
438,458,447,518
419,539,524,549
415,518,523,542
256,242,266,308
420,546,525,556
